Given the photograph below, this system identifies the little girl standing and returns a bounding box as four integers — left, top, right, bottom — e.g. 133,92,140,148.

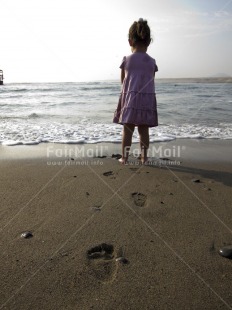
113,18,158,164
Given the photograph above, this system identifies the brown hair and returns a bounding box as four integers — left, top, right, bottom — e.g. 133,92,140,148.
128,18,151,47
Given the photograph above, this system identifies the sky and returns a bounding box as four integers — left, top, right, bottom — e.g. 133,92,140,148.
0,0,232,82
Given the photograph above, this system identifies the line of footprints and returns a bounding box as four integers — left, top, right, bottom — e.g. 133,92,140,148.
20,169,232,288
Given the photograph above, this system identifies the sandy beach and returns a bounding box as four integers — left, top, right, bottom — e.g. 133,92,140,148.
0,140,232,310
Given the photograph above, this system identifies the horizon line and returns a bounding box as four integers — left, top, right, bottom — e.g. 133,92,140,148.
2,76,232,84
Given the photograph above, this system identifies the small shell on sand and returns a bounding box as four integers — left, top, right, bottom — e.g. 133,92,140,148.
21,231,33,239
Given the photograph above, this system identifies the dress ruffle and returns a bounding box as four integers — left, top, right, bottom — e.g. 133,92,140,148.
113,92,158,127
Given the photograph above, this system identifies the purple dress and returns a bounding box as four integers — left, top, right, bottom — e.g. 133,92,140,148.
113,52,158,127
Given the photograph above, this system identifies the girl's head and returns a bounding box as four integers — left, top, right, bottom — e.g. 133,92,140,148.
128,18,151,48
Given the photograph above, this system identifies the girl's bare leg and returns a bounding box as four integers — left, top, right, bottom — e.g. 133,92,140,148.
138,125,149,163
121,124,135,164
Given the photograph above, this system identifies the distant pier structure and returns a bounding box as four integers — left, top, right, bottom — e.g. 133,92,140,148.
0,70,3,85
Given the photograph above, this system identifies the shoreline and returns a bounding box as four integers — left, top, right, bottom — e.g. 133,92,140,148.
1,139,232,163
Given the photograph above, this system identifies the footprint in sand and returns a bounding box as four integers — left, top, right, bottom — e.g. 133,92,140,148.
87,243,117,283
131,192,147,207
129,167,139,172
90,205,101,212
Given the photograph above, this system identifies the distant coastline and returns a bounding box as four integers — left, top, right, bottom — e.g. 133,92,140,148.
156,77,232,83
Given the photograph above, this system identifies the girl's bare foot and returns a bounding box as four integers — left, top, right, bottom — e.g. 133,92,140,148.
141,158,149,165
119,158,128,165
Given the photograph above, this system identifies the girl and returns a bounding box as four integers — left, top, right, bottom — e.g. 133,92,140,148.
113,18,158,164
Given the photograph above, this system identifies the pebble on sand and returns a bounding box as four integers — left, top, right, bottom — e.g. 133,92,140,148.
103,171,114,176
112,154,122,160
219,245,232,259
21,231,33,239
191,178,201,183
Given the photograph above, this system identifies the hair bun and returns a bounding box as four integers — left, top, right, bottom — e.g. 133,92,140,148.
138,18,147,23
129,19,151,47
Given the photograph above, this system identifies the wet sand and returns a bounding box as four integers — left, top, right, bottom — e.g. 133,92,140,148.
0,140,232,309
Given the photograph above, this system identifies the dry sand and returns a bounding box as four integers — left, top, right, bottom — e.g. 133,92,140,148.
0,140,232,310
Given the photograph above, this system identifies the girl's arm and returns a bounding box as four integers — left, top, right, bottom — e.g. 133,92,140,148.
121,68,125,84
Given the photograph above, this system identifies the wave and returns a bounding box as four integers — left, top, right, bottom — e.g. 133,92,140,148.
28,113,40,118
1,122,232,146
210,107,228,111
80,86,120,91
0,113,51,120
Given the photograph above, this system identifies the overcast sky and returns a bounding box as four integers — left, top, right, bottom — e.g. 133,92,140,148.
1,0,232,82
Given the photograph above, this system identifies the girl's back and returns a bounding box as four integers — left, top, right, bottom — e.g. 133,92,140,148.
121,52,157,93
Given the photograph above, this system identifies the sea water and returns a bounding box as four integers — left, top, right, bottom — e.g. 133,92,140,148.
0,80,232,146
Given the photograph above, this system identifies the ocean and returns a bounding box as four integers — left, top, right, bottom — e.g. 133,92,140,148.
0,80,232,146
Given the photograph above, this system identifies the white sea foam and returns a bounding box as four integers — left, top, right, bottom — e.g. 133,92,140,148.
0,121,232,146
2,140,23,146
